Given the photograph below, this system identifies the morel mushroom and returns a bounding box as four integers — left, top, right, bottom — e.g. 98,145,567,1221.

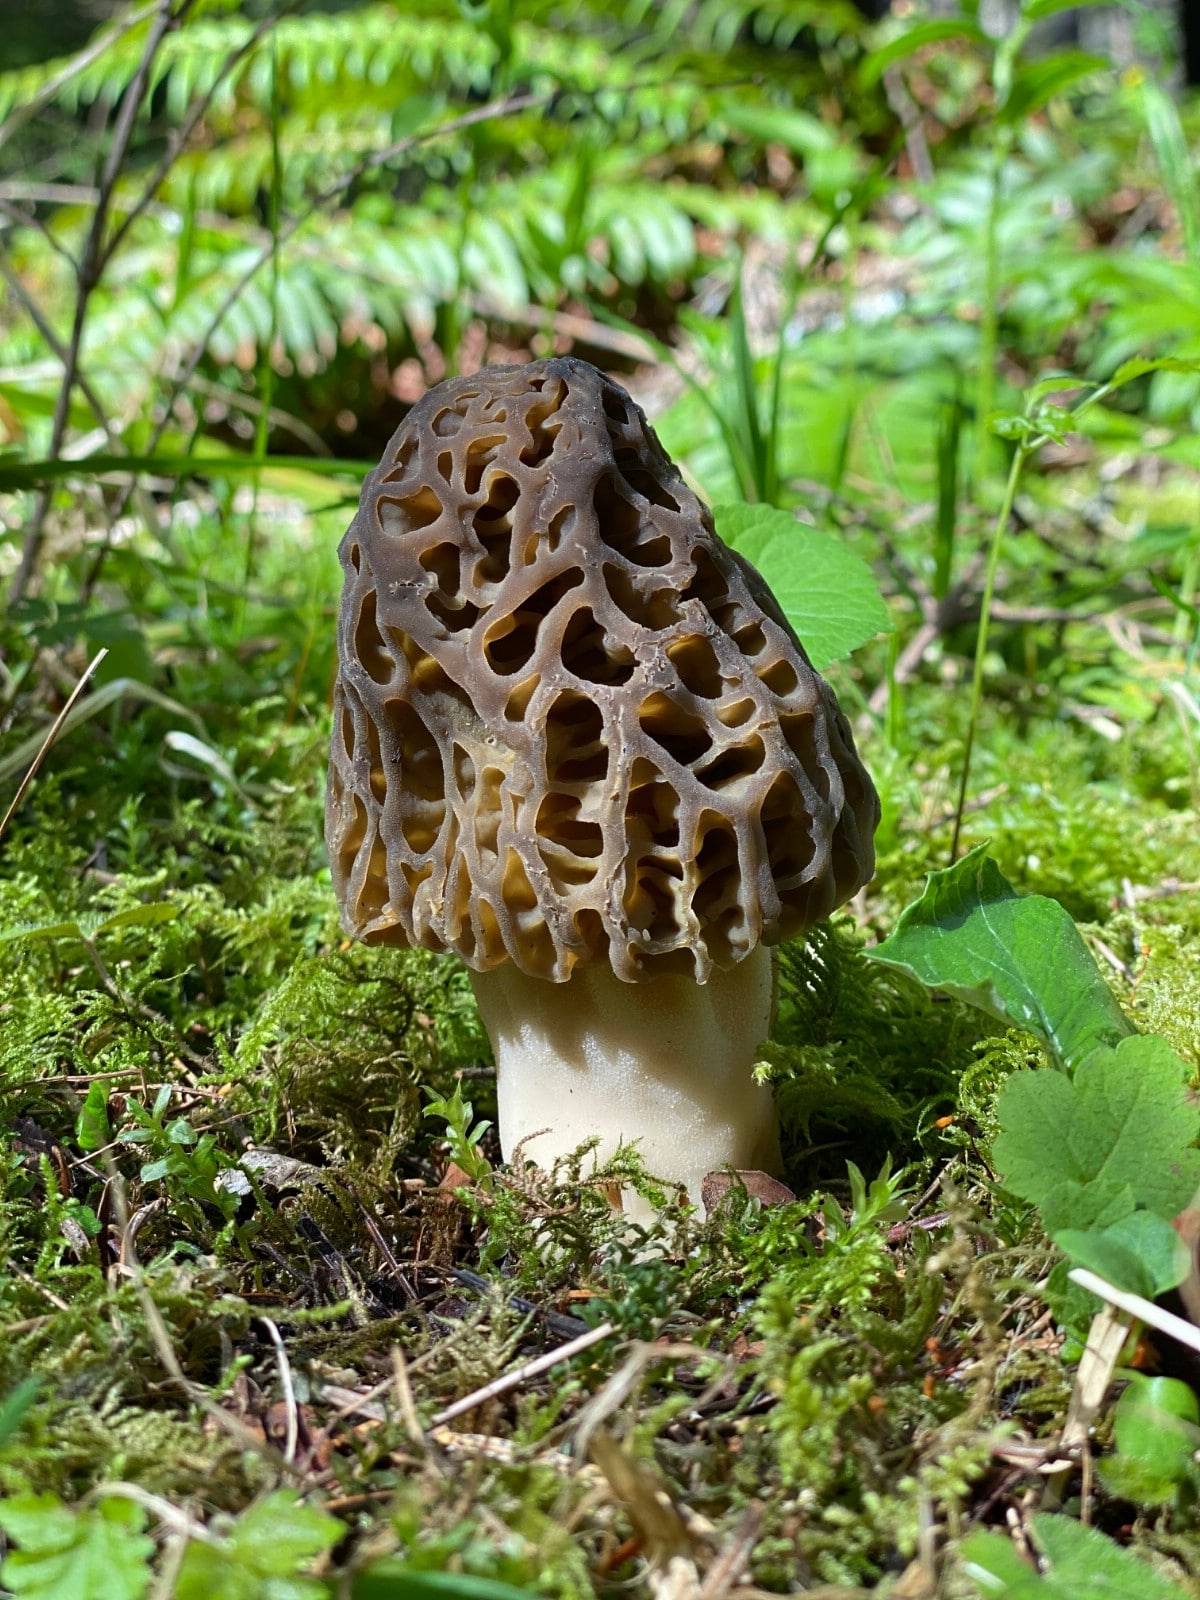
326,358,879,1213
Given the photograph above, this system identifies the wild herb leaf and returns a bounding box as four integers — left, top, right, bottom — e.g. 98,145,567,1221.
962,1513,1192,1597
1053,1211,1189,1301
994,1036,1200,1294
993,1036,1200,1224
1099,1375,1200,1505
174,1490,341,1600
0,1494,154,1600
870,846,1133,1070
713,504,891,670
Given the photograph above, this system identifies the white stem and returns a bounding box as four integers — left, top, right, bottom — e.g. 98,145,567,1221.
469,947,780,1219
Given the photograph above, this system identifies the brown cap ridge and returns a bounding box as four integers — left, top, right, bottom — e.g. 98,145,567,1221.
326,356,879,983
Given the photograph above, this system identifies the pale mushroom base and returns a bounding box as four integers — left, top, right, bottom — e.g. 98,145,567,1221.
469,946,781,1222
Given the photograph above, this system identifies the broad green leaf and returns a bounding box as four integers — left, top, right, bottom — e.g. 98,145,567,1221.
961,1514,1192,1597
0,903,179,947
720,100,836,155
1054,1211,1189,1299
75,1082,111,1154
870,845,1133,1070
712,504,891,670
1107,1375,1200,1495
1033,1512,1190,1597
0,920,87,945
1000,52,1107,124
0,1494,154,1600
994,1036,1200,1227
175,1490,341,1600
860,19,988,88
352,1567,538,1599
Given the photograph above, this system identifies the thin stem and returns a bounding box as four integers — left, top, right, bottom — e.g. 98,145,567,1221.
949,442,1028,861
101,3,297,269
0,2,160,155
9,0,180,604
0,247,116,439
971,132,1008,502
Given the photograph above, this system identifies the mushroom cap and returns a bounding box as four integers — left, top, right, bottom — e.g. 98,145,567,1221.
326,357,879,983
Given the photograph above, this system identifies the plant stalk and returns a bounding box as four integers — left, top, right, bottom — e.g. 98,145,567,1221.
949,441,1028,860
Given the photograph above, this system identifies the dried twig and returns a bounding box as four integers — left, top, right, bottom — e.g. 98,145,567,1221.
0,647,107,845
1069,1267,1200,1357
11,0,185,601
257,1315,300,1464
431,1319,616,1427
698,1503,764,1600
0,3,161,154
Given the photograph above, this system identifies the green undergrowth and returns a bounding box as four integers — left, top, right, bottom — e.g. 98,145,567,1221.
3,609,1200,1592
5,0,1200,1593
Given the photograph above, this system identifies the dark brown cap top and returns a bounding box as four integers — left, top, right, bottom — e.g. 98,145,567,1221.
326,357,879,982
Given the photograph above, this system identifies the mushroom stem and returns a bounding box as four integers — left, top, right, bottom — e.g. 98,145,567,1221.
469,945,781,1219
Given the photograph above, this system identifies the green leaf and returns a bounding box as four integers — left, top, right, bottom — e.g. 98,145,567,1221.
870,845,1133,1070
174,1491,341,1600
1054,1211,1190,1300
961,1513,1193,1596
75,1082,111,1154
352,1567,539,1599
0,1494,154,1600
720,100,836,156
1108,1375,1200,1492
94,903,181,934
1000,52,1107,124
0,1378,41,1448
712,504,891,670
860,19,988,88
994,1035,1200,1228
1140,80,1200,266
1032,1512,1191,1597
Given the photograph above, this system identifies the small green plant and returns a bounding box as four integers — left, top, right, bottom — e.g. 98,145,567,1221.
0,1493,155,1600
962,1512,1193,1599
172,1490,341,1600
423,1082,494,1187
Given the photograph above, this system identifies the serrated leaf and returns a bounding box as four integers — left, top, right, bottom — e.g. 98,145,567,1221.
0,1494,154,1600
870,845,1133,1070
961,1514,1192,1597
1107,356,1200,389
994,1036,1200,1226
1031,1512,1191,1597
712,504,891,670
174,1490,341,1600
